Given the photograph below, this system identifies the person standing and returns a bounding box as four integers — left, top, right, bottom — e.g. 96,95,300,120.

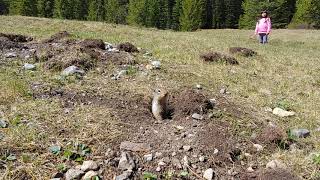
255,11,272,44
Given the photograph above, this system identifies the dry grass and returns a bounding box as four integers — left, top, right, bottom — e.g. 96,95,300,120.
0,15,319,179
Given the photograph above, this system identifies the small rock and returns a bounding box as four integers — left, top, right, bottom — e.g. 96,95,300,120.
0,119,8,128
259,89,272,96
253,144,263,152
266,159,286,170
192,113,203,120
175,125,184,130
115,170,132,180
209,99,216,106
144,154,153,162
244,153,252,157
213,149,219,155
183,146,192,152
62,66,85,76
82,171,98,180
116,70,127,79
5,52,17,58
65,169,84,180
155,152,162,158
50,178,61,180
23,63,36,70
151,61,161,69
264,107,273,112
290,129,310,138
247,167,255,173
156,166,161,172
272,107,295,117
120,141,151,152
203,168,214,180
172,158,182,169
315,127,320,132
182,156,189,167
81,160,98,172
196,84,202,89
220,88,227,94
158,161,166,166
118,152,135,171
199,156,205,162
171,152,177,157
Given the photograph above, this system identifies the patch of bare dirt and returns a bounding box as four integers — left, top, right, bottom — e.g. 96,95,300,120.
42,31,71,43
239,169,300,180
117,42,139,53
200,52,239,65
229,47,257,57
0,33,33,42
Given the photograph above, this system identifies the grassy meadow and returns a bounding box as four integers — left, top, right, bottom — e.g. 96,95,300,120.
0,16,319,179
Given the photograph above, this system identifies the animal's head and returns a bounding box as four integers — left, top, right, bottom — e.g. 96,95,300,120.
154,88,168,98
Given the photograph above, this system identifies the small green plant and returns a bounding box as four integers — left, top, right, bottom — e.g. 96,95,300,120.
179,171,188,177
127,65,137,76
11,114,22,126
21,154,32,163
312,153,320,165
275,99,292,111
142,172,157,180
49,145,62,155
57,163,67,172
62,142,91,163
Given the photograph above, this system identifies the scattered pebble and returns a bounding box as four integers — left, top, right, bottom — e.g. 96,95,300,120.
0,119,8,128
118,152,135,171
244,153,252,157
5,52,17,58
80,160,98,172
253,144,263,152
171,152,177,157
199,156,205,162
82,171,98,179
183,145,192,152
171,158,182,169
192,113,203,120
155,152,162,158
209,99,216,106
213,149,219,155
175,125,184,130
151,61,161,69
115,170,132,180
315,127,320,132
247,166,255,173
156,166,161,172
143,154,153,162
272,107,295,117
62,66,85,76
23,63,36,70
203,168,214,180
65,169,84,180
266,159,286,170
220,88,227,94
120,141,151,152
290,129,310,138
158,161,166,166
196,84,202,89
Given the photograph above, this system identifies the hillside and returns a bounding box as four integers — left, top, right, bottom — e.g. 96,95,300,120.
0,16,320,180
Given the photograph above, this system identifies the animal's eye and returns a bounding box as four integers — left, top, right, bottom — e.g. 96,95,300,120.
157,89,161,93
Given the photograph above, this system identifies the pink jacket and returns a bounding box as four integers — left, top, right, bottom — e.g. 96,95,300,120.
255,18,271,34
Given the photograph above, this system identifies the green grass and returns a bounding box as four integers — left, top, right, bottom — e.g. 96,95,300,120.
0,15,320,179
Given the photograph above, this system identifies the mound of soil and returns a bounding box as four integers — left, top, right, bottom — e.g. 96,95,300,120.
229,47,257,57
43,31,71,43
0,33,33,42
172,89,214,118
117,42,139,53
240,169,300,180
256,126,288,149
0,37,23,50
79,39,105,50
200,52,239,65
104,51,136,65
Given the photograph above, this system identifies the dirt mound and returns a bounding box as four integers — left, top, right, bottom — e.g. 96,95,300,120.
172,89,213,117
200,52,239,65
117,42,139,53
256,126,288,149
104,51,136,65
43,31,71,43
0,36,23,50
229,47,257,57
240,169,300,180
79,39,105,50
0,33,33,42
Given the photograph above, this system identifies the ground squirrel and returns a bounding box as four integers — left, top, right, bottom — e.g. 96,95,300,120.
152,89,169,123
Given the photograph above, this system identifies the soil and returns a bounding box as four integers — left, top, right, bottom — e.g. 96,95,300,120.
200,52,239,65
42,31,71,43
229,47,257,57
117,42,139,53
239,169,300,180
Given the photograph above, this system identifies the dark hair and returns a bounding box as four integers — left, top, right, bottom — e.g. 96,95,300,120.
260,10,269,18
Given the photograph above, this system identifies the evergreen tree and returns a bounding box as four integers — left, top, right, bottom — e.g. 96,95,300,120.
224,0,243,28
171,0,182,30
38,0,54,17
127,0,145,25
105,0,128,24
88,0,105,21
202,0,213,29
213,0,226,28
9,0,38,16
310,0,320,28
180,0,205,31
0,0,8,15
74,0,89,20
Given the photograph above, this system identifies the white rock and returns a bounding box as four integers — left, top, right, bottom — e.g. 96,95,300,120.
151,61,161,69
144,154,153,161
5,52,17,58
272,108,295,117
266,159,287,170
247,167,255,173
196,84,202,89
23,63,36,70
118,152,135,171
62,66,85,76
253,144,264,152
183,145,192,151
199,156,205,162
158,161,166,166
81,160,98,172
156,166,161,172
82,171,98,180
155,152,162,158
203,168,214,180
192,113,203,120
213,149,219,155
171,152,177,157
175,125,184,130
220,88,227,94
65,169,84,180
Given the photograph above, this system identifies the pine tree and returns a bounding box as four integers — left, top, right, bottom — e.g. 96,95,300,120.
9,0,38,16
213,0,226,28
310,0,320,28
127,0,145,26
202,0,213,29
38,0,54,17
88,0,106,21
0,0,9,15
180,0,205,31
224,0,243,28
105,0,127,24
73,0,88,20
171,0,183,30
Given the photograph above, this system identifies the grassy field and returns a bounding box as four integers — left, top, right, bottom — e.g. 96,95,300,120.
0,15,320,179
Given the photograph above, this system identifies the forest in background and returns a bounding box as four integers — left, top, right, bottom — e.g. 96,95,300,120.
0,0,319,31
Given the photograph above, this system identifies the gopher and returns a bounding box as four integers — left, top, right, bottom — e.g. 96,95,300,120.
152,89,169,123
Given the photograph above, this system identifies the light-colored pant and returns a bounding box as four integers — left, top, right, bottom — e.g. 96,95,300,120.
258,33,268,44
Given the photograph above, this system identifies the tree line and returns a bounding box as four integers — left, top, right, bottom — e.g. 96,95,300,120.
0,0,319,31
